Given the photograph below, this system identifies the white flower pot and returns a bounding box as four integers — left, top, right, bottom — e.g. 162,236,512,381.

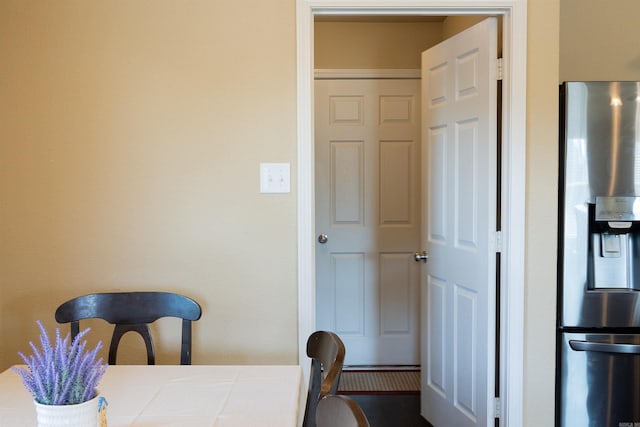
34,394,99,427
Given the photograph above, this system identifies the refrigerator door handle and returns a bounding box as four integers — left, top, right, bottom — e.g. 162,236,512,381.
569,339,640,354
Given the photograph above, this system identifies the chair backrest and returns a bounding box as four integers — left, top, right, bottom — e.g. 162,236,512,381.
316,395,370,427
302,330,346,427
55,291,202,365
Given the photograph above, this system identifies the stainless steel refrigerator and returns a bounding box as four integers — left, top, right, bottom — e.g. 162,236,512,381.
558,81,640,426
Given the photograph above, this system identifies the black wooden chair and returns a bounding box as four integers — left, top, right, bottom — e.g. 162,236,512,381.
316,395,370,427
55,291,202,365
302,330,346,427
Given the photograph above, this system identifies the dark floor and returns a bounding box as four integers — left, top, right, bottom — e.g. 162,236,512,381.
346,393,434,427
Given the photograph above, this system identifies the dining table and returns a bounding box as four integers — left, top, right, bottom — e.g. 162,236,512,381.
0,364,306,426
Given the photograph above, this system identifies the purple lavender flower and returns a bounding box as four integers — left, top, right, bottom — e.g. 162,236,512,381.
12,320,107,405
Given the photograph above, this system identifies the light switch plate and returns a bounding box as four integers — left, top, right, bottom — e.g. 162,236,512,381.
260,163,290,193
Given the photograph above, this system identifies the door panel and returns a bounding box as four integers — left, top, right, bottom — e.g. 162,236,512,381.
380,253,412,334
420,18,497,427
333,253,364,334
427,276,447,394
332,142,363,224
315,78,421,366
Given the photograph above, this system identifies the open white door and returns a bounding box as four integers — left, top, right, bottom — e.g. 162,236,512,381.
420,18,498,427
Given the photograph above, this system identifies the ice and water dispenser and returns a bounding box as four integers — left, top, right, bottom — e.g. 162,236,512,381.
589,196,640,291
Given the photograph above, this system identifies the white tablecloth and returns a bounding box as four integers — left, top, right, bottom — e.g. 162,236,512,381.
0,365,305,426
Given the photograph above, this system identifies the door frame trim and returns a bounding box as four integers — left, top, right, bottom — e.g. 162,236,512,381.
296,2,527,426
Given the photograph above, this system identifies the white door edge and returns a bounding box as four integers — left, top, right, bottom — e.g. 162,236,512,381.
296,2,527,426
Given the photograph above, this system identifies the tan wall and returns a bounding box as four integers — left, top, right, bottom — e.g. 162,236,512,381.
560,0,640,81
526,1,560,426
313,17,498,71
314,21,443,69
0,0,298,367
441,16,486,39
442,16,503,56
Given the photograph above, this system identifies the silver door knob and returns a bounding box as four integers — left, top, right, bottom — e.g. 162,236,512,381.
414,251,429,263
318,234,329,244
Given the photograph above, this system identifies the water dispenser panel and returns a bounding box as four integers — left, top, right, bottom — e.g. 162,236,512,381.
596,196,640,228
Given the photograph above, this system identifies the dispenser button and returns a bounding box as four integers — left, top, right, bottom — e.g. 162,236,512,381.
608,221,632,229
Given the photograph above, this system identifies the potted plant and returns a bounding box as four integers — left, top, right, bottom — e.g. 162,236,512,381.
12,320,108,427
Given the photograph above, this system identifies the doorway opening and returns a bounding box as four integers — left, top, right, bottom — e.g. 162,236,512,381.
296,1,526,425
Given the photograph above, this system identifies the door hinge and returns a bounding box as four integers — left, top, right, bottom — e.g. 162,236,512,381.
494,397,502,418
494,230,503,253
496,58,503,81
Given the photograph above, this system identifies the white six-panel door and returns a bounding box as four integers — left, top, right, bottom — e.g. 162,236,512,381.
315,78,421,365
420,18,498,427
